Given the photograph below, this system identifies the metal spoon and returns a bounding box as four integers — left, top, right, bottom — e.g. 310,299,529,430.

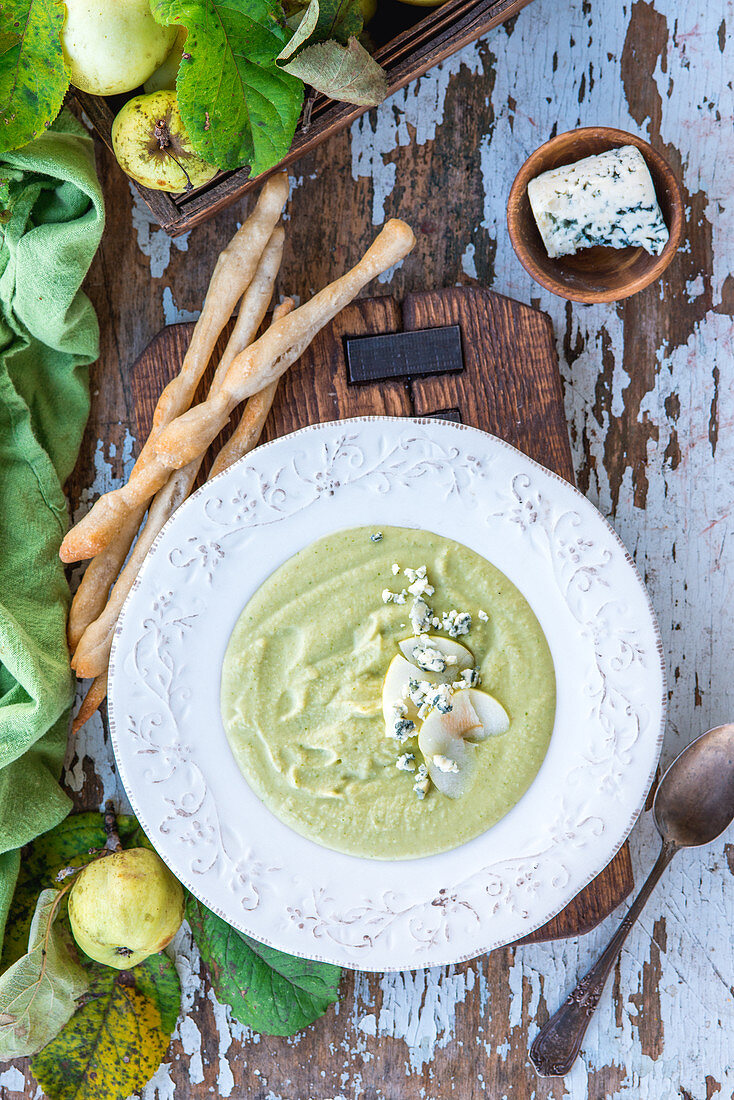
530,722,734,1077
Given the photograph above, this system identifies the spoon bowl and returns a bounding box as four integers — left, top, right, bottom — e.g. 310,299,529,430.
653,723,734,848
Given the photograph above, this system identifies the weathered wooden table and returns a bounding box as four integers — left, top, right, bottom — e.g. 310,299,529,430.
3,0,732,1096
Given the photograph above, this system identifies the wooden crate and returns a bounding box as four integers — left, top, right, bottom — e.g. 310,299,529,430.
74,0,533,236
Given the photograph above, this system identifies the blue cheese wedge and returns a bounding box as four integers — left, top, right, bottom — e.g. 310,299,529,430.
527,145,669,259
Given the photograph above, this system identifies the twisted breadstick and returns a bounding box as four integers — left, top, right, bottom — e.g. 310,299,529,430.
59,219,415,565
60,172,289,565
208,297,294,478
72,232,286,681
67,502,147,651
71,674,107,735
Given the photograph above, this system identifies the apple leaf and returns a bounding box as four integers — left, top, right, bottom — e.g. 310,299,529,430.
186,894,341,1035
282,35,387,106
31,955,181,1100
0,0,69,155
278,0,363,61
151,0,304,174
0,888,88,1060
2,813,140,971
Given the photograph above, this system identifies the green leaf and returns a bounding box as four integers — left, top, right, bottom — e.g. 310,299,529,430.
282,35,387,106
31,957,180,1100
0,0,69,155
0,889,89,1060
151,0,304,174
134,952,181,1035
2,814,141,971
186,895,341,1035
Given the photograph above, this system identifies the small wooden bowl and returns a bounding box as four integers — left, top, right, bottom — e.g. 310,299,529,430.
506,127,684,304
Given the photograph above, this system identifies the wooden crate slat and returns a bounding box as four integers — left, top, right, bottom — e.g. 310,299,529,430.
75,0,535,235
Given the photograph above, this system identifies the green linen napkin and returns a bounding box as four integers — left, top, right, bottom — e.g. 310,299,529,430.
0,109,104,953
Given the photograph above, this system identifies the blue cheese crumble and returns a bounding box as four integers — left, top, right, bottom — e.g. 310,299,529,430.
458,667,481,688
370,532,383,542
413,764,430,799
410,596,433,635
411,640,448,673
442,610,471,637
527,145,669,259
396,752,416,772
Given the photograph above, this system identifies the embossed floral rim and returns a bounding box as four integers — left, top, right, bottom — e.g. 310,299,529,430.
108,417,667,971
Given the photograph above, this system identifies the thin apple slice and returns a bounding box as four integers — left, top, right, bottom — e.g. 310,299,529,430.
418,691,482,798
382,654,420,735
399,635,474,682
466,689,510,741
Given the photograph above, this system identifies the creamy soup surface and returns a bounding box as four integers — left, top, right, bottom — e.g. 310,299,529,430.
220,526,556,859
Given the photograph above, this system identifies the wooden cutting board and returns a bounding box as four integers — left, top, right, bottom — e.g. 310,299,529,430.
130,284,633,943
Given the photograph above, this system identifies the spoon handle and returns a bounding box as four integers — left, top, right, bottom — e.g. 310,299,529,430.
529,839,678,1077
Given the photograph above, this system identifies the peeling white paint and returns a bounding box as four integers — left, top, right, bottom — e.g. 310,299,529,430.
461,242,478,279
0,1068,26,1093
372,965,476,1072
162,285,201,326
129,182,190,279
350,45,483,224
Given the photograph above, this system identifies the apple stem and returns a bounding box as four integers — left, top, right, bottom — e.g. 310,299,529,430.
154,118,194,192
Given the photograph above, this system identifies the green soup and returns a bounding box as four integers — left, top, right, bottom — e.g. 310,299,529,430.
220,526,556,859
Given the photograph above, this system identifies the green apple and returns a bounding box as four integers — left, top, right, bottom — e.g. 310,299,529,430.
112,90,219,193
62,0,177,96
360,0,378,23
144,26,188,94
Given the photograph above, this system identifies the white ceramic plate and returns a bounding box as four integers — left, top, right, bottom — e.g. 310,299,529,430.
109,418,665,972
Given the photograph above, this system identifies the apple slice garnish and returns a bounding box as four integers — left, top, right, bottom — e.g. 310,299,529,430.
382,654,420,737
399,635,473,682
465,689,510,741
418,691,482,798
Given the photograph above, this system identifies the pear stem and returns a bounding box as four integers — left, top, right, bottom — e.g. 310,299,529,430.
103,800,123,853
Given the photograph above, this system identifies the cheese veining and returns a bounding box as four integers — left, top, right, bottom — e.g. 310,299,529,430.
527,144,669,259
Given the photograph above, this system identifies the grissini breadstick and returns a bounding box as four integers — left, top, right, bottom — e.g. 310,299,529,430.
59,219,415,565
71,674,107,735
157,219,415,463
60,172,289,565
71,235,287,681
208,298,294,478
208,228,286,392
67,502,147,651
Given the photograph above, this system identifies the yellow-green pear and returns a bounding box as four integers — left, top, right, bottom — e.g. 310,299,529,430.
69,848,184,970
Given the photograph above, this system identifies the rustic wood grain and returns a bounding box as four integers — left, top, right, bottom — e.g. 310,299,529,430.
3,0,730,1095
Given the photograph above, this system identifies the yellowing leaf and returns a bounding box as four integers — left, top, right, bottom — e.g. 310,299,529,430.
281,35,386,106
31,956,181,1100
0,889,88,1060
